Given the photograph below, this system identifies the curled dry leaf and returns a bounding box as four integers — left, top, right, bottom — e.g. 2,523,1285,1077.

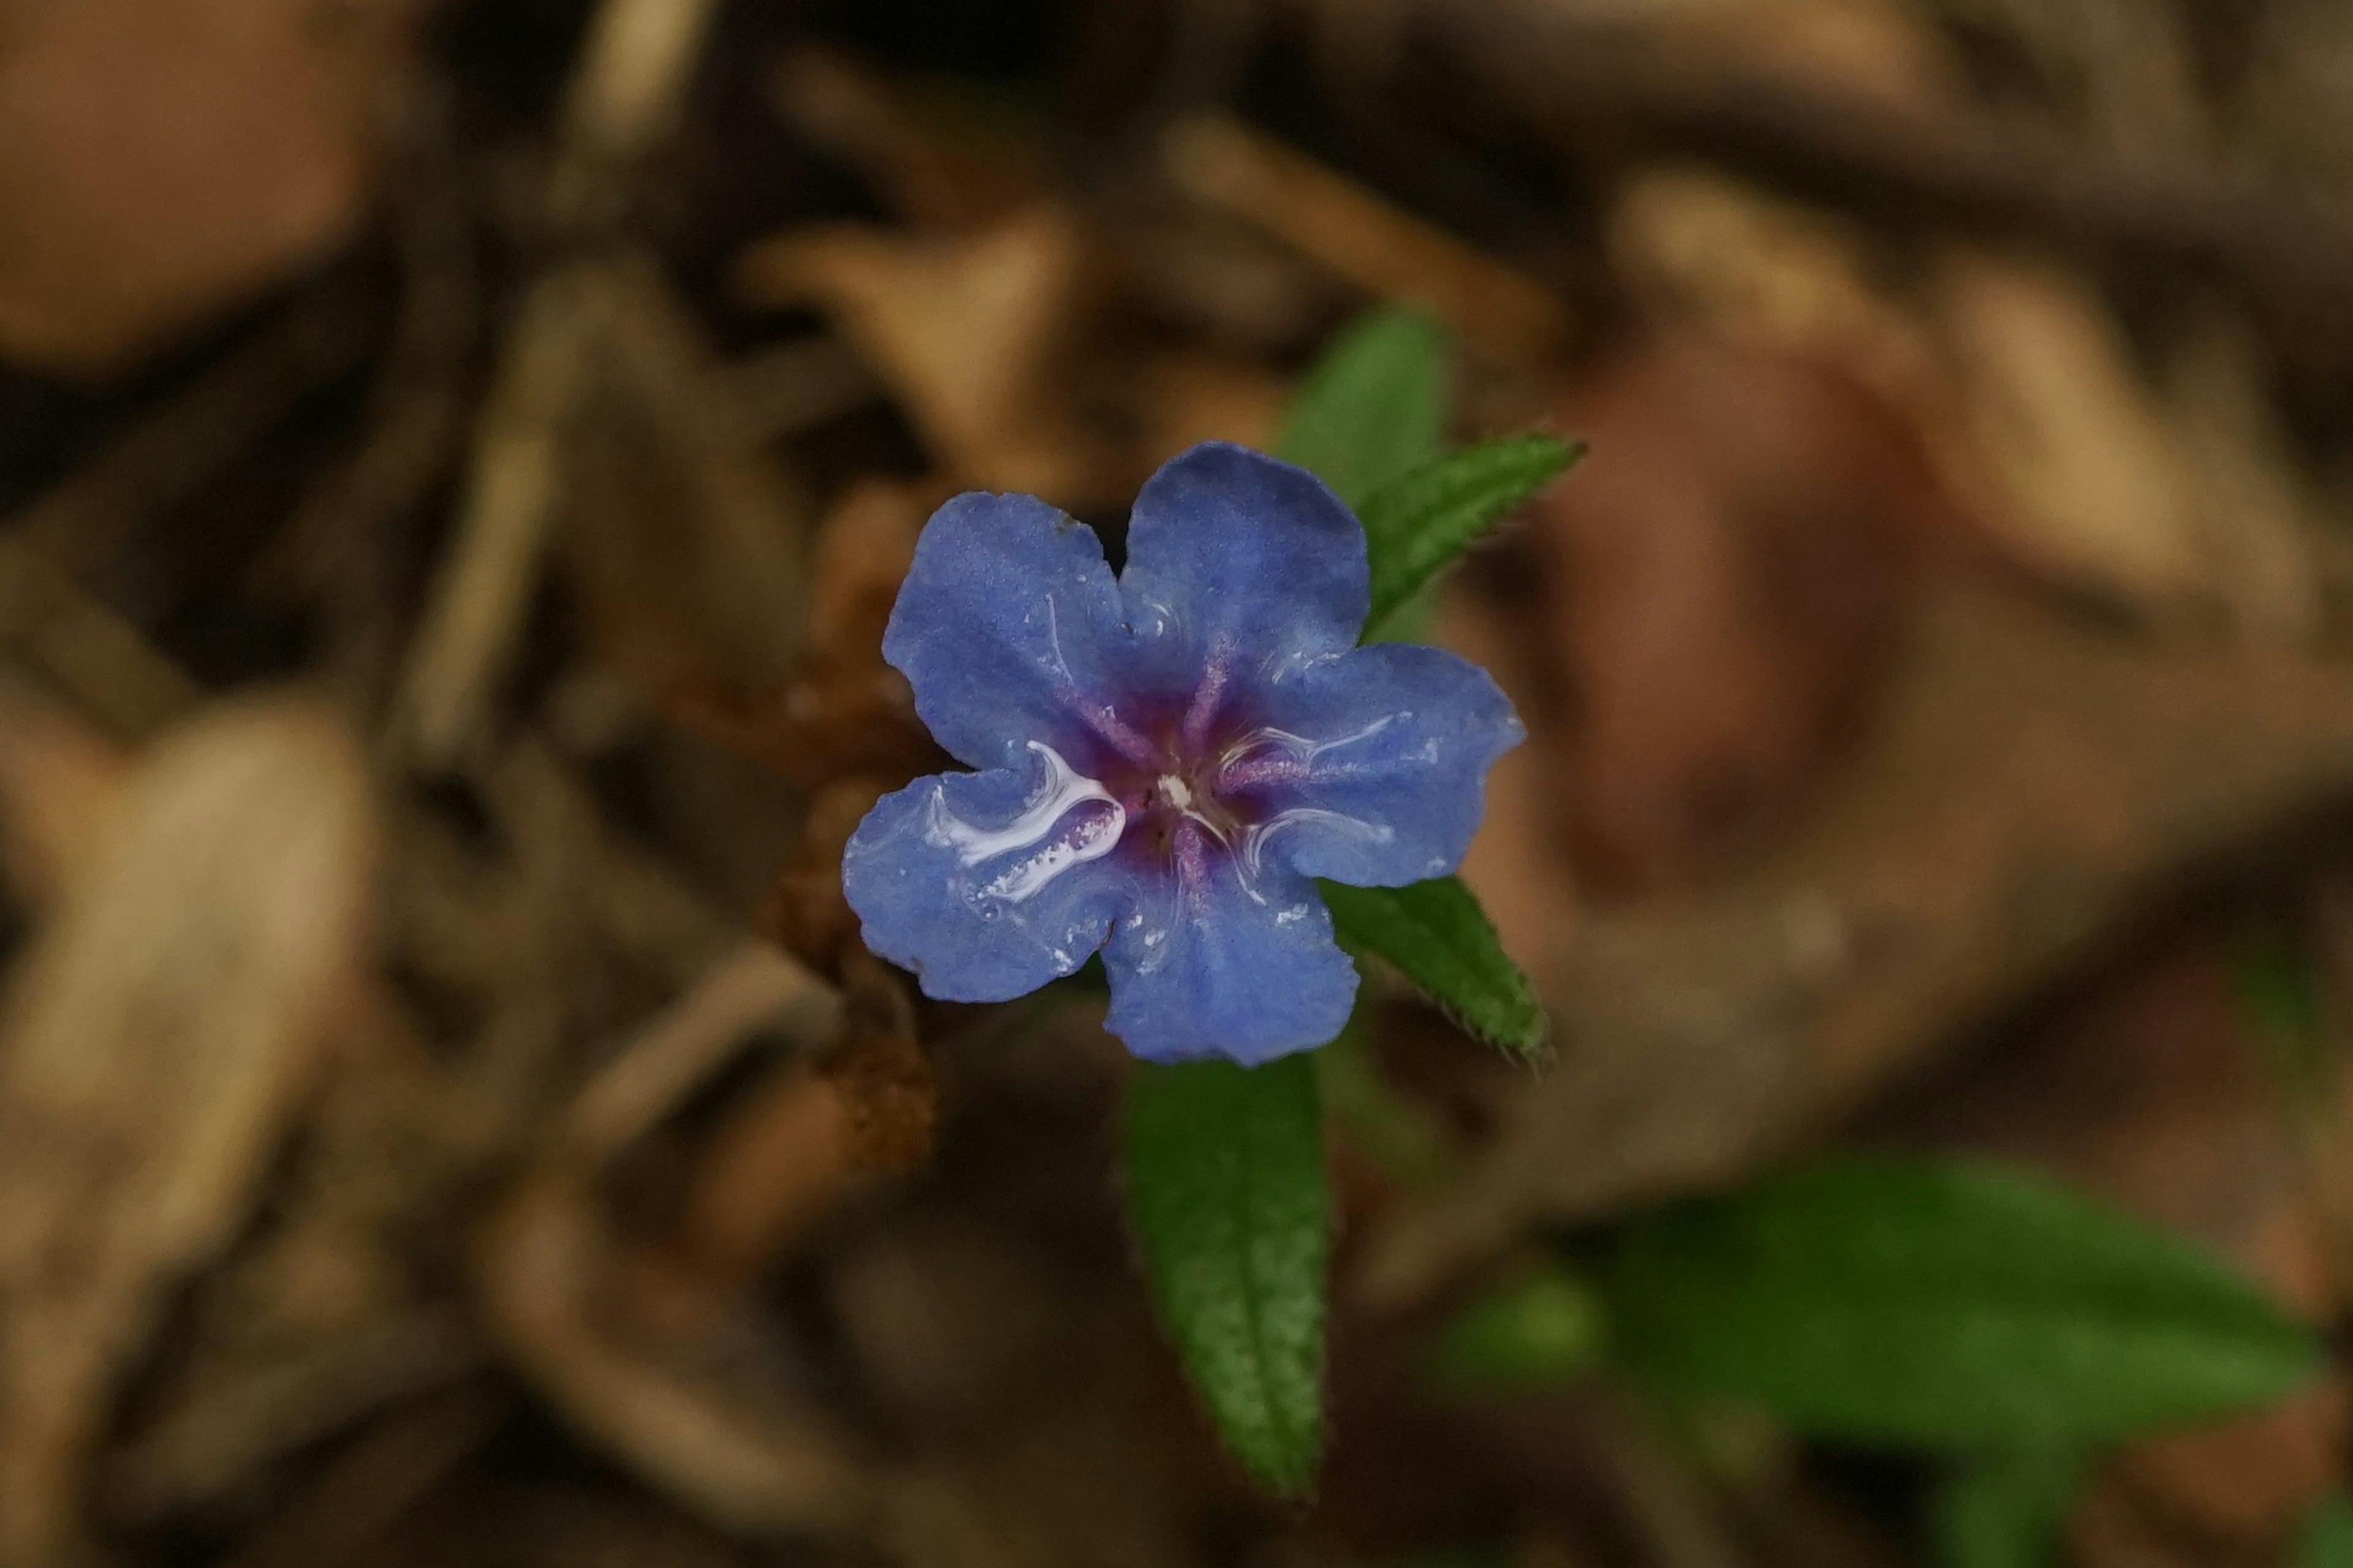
0,695,374,1566
1922,253,2321,643
1606,165,1939,415
1930,251,2212,615
0,0,420,376
733,205,1107,498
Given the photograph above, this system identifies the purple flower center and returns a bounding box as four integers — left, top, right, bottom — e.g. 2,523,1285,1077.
991,642,1399,905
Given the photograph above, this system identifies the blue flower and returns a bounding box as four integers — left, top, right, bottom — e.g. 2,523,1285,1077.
842,442,1524,1066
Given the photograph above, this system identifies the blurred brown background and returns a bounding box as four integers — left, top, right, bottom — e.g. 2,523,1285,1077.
6,0,2353,1564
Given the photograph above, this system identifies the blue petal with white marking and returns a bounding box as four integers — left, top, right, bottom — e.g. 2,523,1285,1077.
1224,642,1523,888
844,743,1134,1003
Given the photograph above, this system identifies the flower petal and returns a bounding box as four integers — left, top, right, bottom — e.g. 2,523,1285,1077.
1101,819,1359,1064
844,749,1134,1003
1120,443,1370,686
882,490,1146,773
1224,642,1523,887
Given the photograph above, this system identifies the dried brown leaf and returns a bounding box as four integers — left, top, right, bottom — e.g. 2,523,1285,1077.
732,205,1108,498
0,0,419,375
0,695,374,1564
1930,251,2213,616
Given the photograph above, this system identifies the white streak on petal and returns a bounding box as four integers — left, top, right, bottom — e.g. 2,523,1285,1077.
1241,806,1394,880
923,741,1127,906
977,802,1124,902
1221,714,1397,773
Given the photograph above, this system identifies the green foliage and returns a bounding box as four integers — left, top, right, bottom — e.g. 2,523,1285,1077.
1931,1446,2087,1568
1322,877,1548,1062
1274,306,1554,1062
1277,307,1450,507
1358,434,1582,642
1599,1157,2321,1445
1430,1263,1609,1391
1120,306,1566,1498
2296,1496,2353,1568
1124,1055,1330,1492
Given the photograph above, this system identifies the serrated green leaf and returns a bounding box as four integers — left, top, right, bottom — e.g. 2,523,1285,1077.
1430,1263,1608,1392
1932,1445,2086,1568
1124,1055,1329,1493
1320,876,1547,1061
2296,1496,2353,1568
1601,1157,2322,1446
1358,434,1581,642
1278,308,1450,507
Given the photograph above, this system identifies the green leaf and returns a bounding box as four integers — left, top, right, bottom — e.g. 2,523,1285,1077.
1430,1263,1609,1392
1321,876,1547,1061
1358,434,1582,643
1932,1446,2087,1568
1124,1055,1330,1492
1601,1157,2322,1446
1278,308,1450,507
2296,1496,2353,1568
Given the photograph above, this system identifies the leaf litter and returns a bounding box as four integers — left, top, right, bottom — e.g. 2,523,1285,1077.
6,1,2353,1564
